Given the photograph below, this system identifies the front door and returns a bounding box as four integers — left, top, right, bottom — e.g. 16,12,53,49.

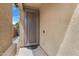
24,8,40,47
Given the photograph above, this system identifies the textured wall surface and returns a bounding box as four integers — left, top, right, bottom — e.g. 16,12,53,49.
57,4,79,56
19,4,25,48
0,4,12,55
40,4,77,55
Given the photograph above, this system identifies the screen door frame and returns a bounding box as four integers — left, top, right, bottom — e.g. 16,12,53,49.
24,8,40,47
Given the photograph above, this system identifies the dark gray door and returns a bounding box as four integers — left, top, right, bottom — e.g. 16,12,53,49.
25,9,40,46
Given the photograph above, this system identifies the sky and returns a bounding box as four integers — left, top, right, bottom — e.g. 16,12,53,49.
12,4,20,25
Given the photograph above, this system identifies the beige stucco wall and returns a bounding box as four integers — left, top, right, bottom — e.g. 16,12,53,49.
19,4,25,48
0,4,12,55
57,4,79,56
40,4,77,55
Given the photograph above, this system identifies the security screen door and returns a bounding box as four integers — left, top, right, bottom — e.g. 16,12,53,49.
24,8,40,47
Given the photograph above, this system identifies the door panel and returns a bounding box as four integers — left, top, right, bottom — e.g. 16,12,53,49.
25,9,40,46
28,12,36,43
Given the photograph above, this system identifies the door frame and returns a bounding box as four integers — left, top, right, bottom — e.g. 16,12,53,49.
24,8,40,47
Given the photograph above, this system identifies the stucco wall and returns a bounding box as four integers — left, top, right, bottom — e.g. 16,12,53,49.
19,4,25,48
0,4,12,55
40,4,77,55
57,4,79,56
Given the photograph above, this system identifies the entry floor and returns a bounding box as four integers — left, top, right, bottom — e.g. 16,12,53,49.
17,46,47,56
13,37,47,56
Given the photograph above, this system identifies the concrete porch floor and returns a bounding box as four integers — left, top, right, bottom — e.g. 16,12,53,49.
16,46,47,56
13,37,47,56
